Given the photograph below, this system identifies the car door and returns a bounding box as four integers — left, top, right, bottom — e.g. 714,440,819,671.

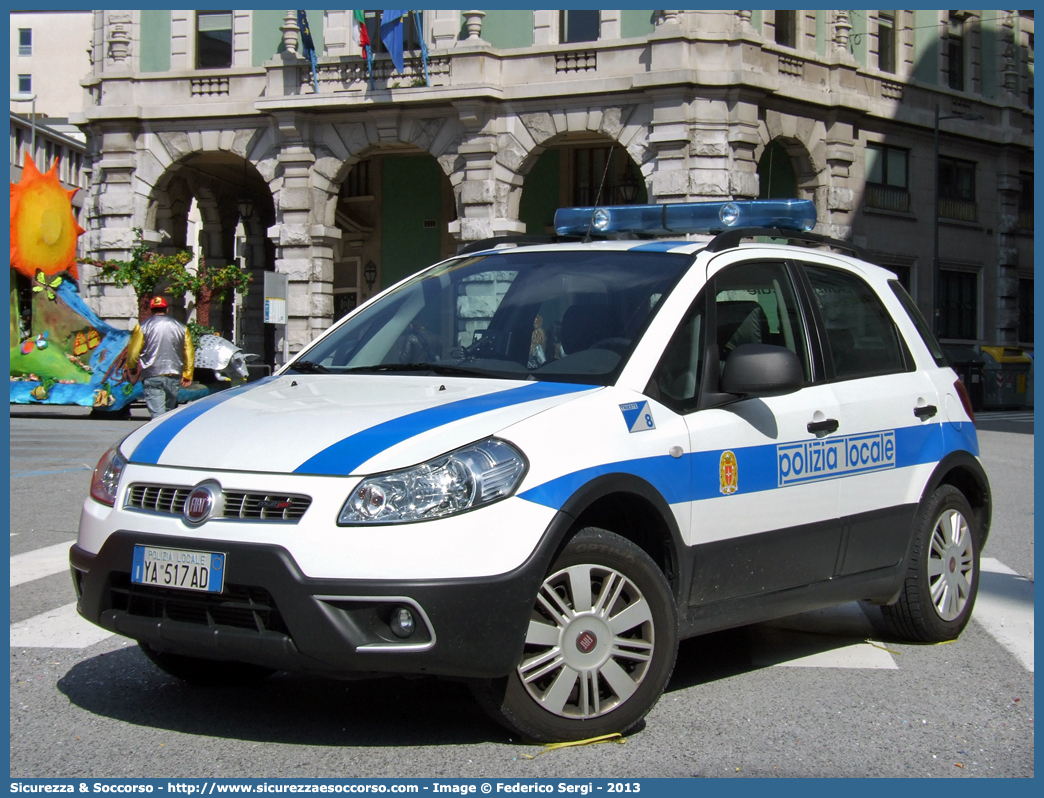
648,255,843,608
797,260,943,577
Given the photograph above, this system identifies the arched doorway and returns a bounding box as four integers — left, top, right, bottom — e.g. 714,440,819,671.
150,152,275,361
519,141,648,236
757,139,799,199
332,149,457,321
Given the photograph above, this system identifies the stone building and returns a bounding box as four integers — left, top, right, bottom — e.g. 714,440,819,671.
70,10,1034,364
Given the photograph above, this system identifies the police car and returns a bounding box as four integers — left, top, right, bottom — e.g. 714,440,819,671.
72,199,991,743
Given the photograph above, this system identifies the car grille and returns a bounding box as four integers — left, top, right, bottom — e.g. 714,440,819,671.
126,483,311,522
109,571,290,635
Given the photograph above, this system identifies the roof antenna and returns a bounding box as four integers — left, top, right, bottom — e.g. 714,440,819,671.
584,145,616,243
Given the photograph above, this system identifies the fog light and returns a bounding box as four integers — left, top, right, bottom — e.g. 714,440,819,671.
390,607,415,639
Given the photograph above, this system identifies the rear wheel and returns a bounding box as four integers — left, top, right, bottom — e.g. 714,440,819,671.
471,528,678,742
882,485,980,642
138,642,275,686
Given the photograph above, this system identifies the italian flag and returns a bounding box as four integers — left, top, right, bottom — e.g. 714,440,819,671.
352,10,370,53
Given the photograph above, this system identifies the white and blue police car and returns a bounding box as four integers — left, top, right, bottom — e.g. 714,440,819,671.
72,199,991,743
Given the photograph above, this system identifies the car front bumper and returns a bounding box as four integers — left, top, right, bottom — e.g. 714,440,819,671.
70,521,567,679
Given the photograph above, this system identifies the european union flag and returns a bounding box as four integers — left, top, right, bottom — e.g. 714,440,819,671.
380,9,408,73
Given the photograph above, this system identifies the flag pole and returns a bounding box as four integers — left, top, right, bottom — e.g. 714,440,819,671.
414,11,430,87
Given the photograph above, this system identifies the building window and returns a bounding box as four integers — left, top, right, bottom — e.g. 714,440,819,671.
560,10,599,44
1019,173,1034,231
18,74,32,94
946,12,965,91
572,147,645,207
938,269,978,340
363,11,421,57
775,11,797,48
196,11,233,69
938,158,976,222
865,143,909,212
877,12,896,73
1019,279,1034,344
18,28,32,57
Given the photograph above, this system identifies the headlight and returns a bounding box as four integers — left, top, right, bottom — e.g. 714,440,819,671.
90,442,128,507
339,438,527,525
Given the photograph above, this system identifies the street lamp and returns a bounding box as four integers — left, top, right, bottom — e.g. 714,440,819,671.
933,105,984,338
11,92,37,161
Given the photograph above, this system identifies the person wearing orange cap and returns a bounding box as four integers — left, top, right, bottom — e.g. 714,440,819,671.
126,296,194,417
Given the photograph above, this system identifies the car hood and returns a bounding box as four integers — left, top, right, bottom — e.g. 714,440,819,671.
121,374,599,476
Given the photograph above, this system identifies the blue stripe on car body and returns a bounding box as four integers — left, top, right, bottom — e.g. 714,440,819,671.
129,378,273,465
518,422,978,510
294,381,595,476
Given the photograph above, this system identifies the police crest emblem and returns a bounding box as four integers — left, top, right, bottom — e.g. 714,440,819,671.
719,450,738,495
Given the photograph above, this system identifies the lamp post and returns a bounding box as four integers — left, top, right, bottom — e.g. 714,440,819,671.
932,105,984,337
11,92,37,162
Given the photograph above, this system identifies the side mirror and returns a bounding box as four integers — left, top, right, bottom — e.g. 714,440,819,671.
720,343,804,397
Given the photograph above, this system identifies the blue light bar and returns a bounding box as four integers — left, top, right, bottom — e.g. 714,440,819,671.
554,199,817,237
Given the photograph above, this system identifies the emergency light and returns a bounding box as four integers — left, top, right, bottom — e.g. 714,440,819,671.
553,198,817,237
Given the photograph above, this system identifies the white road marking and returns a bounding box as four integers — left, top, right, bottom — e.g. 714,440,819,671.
10,542,74,587
10,602,114,649
975,557,1034,672
756,602,898,669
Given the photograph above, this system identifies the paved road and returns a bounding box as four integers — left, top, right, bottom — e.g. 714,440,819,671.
8,405,1034,778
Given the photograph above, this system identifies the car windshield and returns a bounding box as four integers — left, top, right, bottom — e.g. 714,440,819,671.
294,249,692,385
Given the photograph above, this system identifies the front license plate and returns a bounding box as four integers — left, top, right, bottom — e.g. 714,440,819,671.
131,545,226,593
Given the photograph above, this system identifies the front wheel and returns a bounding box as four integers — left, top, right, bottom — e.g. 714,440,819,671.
881,485,980,642
471,528,678,742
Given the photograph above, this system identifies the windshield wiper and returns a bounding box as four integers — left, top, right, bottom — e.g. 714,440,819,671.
287,360,332,374
344,362,501,378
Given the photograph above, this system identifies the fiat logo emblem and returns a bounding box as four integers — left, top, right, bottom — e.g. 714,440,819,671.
576,631,597,653
183,484,217,526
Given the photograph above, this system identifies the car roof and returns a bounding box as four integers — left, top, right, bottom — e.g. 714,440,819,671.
457,238,899,284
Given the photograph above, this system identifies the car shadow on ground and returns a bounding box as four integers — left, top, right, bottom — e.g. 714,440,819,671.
666,601,900,693
57,645,511,746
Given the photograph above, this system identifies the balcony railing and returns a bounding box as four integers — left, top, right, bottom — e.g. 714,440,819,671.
939,198,978,223
865,184,910,213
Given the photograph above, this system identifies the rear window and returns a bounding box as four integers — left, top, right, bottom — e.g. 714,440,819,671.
803,264,907,380
888,281,948,367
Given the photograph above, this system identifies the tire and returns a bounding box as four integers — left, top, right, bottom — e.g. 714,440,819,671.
138,642,275,687
881,485,980,642
471,528,678,742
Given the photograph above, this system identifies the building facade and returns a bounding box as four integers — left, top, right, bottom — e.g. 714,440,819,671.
70,10,1034,364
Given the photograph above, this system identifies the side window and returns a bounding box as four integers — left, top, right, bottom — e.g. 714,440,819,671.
647,293,705,413
804,264,907,380
714,260,811,382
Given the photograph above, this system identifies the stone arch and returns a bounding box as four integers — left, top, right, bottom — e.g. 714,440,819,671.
139,142,278,357
307,115,464,303
755,111,827,213
494,104,653,231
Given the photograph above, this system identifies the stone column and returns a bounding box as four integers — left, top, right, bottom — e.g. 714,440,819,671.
647,89,693,203
87,124,143,327
448,102,525,242
822,115,855,240
727,97,761,199
267,112,317,362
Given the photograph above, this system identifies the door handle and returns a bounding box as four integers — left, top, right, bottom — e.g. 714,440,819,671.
914,404,938,419
807,418,839,435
